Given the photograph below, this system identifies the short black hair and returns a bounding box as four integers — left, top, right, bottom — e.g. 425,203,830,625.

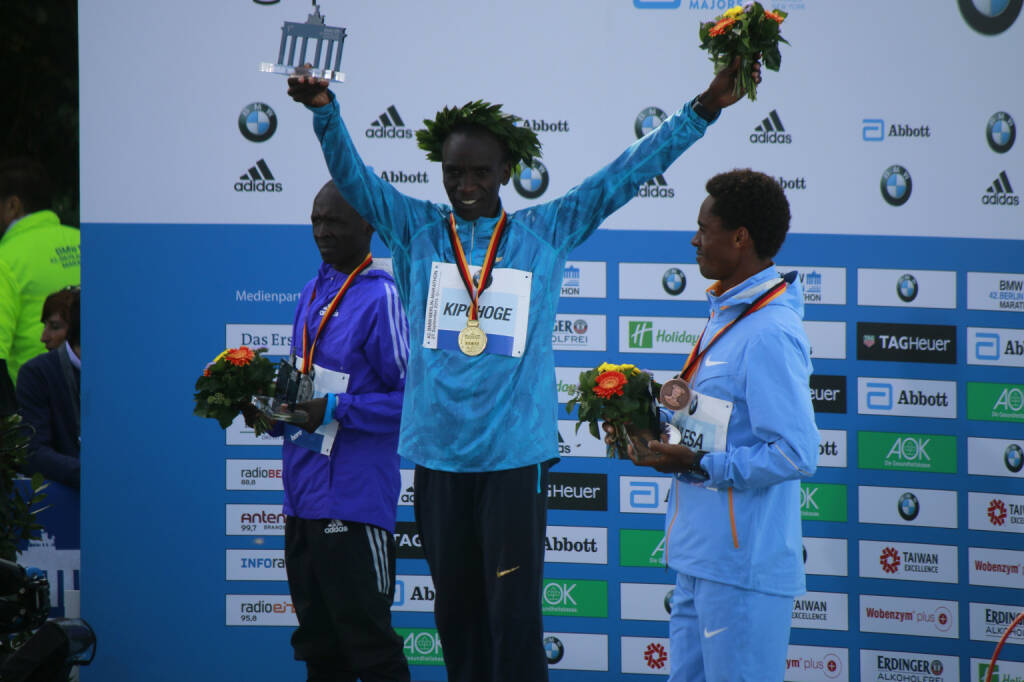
41,287,78,324
0,158,52,214
705,169,790,259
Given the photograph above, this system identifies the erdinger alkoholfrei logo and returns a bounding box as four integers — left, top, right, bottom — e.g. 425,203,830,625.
982,171,1020,206
898,492,920,521
880,165,912,206
1005,443,1024,472
662,267,685,295
366,105,412,139
987,112,1016,153
238,102,277,142
235,159,282,193
896,273,919,302
543,635,564,664
635,107,668,138
573,319,588,334
750,110,791,144
514,160,550,199
959,0,1023,34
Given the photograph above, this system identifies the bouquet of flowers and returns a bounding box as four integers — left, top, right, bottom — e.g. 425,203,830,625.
193,346,276,436
698,2,788,101
566,363,661,459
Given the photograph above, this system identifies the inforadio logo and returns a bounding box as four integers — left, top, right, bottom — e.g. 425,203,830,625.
881,165,912,206
514,160,550,199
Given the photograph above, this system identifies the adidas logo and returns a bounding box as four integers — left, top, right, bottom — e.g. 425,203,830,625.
637,174,675,199
324,520,349,534
982,170,1020,206
750,110,792,144
234,159,283,193
366,105,412,139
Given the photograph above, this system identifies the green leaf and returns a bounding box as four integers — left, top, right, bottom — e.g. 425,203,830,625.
588,421,600,440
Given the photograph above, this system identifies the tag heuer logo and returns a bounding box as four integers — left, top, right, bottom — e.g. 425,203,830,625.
863,335,876,348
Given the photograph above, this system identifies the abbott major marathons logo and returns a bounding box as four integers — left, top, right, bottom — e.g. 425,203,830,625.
880,546,901,574
982,171,1020,206
366,105,412,139
897,274,919,302
898,492,920,521
235,159,282,193
987,111,1017,153
881,165,912,206
238,102,277,142
988,498,1008,525
1006,443,1024,472
514,160,550,199
662,267,686,295
959,0,1023,34
751,110,791,144
543,636,564,664
635,107,668,138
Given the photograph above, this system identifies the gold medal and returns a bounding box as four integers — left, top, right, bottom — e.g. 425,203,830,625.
458,319,488,356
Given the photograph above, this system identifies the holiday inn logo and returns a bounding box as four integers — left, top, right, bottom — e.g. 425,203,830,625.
628,321,654,349
858,431,957,473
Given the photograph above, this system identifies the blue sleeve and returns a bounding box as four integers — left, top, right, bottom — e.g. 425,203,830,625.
331,279,409,434
15,362,79,489
309,94,439,252
536,103,712,253
701,333,819,490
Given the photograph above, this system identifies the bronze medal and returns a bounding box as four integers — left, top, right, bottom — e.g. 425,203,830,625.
659,378,693,411
458,319,487,356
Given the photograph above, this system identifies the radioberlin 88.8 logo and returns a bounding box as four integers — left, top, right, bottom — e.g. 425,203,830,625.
881,165,912,206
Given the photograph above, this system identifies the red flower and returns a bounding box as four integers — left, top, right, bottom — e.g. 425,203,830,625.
708,16,736,37
593,371,627,399
225,346,255,367
764,10,784,23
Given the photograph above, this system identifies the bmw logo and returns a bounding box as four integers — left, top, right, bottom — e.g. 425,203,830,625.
239,102,278,142
662,267,686,296
573,319,588,334
1005,443,1024,473
802,545,807,563
514,160,550,199
898,492,920,521
635,107,668,139
959,0,1023,34
880,165,912,206
688,394,699,415
543,636,564,664
987,111,1016,153
664,589,673,614
896,273,919,302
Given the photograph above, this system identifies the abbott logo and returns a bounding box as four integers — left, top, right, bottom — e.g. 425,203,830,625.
863,118,884,141
975,332,1001,361
630,481,659,509
866,382,894,410
629,321,654,349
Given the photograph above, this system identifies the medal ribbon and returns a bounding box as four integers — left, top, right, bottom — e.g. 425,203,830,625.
301,253,373,374
679,274,793,382
446,210,508,321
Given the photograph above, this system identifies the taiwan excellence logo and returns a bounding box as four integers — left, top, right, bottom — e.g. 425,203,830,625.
880,546,901,574
897,274,919,302
514,161,550,199
959,0,1023,34
988,498,1008,525
644,642,668,670
987,112,1016,152
662,267,686,295
1006,443,1024,472
880,165,912,206
238,102,277,142
898,492,920,521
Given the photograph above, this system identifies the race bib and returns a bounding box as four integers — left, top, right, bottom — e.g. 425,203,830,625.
669,389,733,454
284,357,350,456
422,262,532,357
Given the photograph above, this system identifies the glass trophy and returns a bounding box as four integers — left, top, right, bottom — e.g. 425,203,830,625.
258,2,347,83
252,357,313,424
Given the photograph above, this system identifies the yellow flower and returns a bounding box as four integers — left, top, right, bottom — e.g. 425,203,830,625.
597,362,618,373
722,6,744,17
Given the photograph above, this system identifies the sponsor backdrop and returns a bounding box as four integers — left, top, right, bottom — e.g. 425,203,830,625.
77,1,1021,680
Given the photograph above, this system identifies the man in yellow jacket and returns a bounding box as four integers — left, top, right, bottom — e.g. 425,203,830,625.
0,159,81,405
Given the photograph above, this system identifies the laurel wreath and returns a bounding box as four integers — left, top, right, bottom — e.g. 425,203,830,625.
416,100,542,170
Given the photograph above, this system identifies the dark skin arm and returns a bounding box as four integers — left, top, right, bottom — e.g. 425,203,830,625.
285,56,762,113
240,397,327,434
602,422,705,476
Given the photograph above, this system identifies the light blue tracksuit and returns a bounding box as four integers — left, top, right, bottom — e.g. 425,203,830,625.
665,267,820,682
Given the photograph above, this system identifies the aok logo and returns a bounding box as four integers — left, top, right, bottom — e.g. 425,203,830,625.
994,387,1024,413
543,582,578,608
402,630,443,659
887,437,931,463
801,486,819,511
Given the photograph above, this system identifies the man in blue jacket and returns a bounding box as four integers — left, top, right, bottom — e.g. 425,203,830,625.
287,59,760,682
252,181,411,682
623,169,819,682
